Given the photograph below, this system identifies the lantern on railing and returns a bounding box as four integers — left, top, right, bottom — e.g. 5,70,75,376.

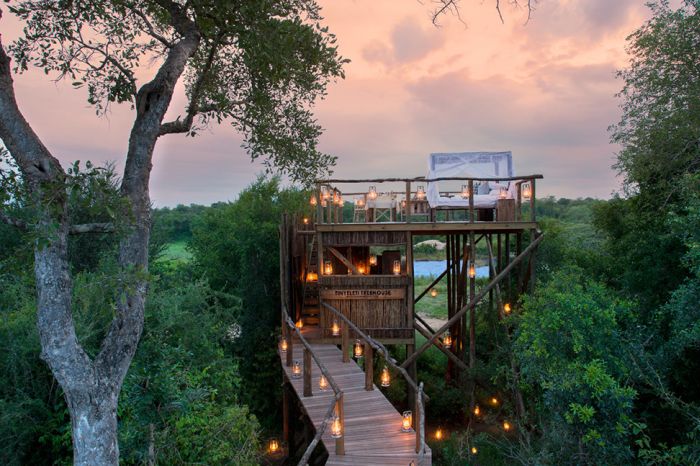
380,365,391,387
473,405,481,417
392,260,401,275
324,260,333,275
333,191,341,205
368,186,378,200
461,184,471,199
306,271,318,282
435,427,444,441
522,183,532,200
499,187,508,199
268,437,280,454
442,331,453,349
353,339,364,359
369,254,377,267
291,360,302,379
401,410,413,432
416,185,426,200
302,217,309,225
469,262,476,279
322,187,332,201
330,415,343,438
430,288,438,298
504,303,512,315
279,336,288,353
295,319,303,330
310,194,318,207
503,420,512,432
331,319,340,336
356,196,365,208
319,374,329,391
357,263,366,275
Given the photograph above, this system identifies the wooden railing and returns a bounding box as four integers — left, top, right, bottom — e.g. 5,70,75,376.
282,312,345,463
320,300,428,463
313,175,542,225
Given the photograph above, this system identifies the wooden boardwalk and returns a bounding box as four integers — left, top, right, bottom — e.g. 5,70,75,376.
281,343,431,466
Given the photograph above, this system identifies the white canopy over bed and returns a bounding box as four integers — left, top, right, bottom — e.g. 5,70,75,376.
426,151,516,209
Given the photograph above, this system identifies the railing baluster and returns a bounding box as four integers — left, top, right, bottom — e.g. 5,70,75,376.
303,347,312,397
342,322,349,363
364,341,373,390
336,394,345,455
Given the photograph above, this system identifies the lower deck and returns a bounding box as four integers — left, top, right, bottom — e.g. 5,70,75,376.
281,343,431,465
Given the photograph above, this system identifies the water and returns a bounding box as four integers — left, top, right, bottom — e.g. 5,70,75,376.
413,260,489,278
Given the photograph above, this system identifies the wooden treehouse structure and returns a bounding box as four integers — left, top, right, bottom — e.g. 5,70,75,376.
276,152,543,466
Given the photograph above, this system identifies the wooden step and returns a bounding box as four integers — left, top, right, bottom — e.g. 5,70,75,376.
302,306,319,316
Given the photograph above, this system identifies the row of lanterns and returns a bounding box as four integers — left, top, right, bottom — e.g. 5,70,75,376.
322,258,401,275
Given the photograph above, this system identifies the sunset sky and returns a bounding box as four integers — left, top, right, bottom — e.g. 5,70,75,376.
3,1,658,206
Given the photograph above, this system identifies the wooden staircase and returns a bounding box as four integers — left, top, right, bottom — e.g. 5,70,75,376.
301,235,320,327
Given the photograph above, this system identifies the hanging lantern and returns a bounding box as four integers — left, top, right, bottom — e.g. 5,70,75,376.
321,198,327,207
503,420,512,432
499,187,508,199
323,260,333,275
392,260,401,275
306,271,318,282
368,185,378,200
322,187,332,201
380,365,391,387
291,360,302,379
369,254,377,267
470,446,478,455
461,184,471,199
353,339,364,359
401,411,413,432
490,397,499,406
504,303,512,314
331,319,340,337
279,336,288,353
442,331,453,349
416,185,426,200
295,319,304,330
310,194,318,207
435,427,444,440
430,288,438,298
522,183,532,200
319,374,329,391
333,191,341,205
473,405,481,416
268,437,280,454
330,415,343,438
469,262,476,279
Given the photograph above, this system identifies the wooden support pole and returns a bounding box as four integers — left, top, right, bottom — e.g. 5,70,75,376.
469,231,476,369
414,388,421,451
286,331,294,367
316,183,323,224
282,380,290,443
365,342,374,390
303,347,312,397
336,395,345,455
414,321,469,371
414,267,449,304
342,322,349,363
405,181,412,223
327,247,360,275
468,180,474,223
406,343,416,410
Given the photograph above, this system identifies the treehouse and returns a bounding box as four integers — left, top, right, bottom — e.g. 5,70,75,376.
276,152,543,466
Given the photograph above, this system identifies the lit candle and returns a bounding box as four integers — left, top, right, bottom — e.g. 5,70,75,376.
369,254,377,267
503,420,512,432
368,186,377,200
522,183,532,200
306,272,318,282
319,374,329,391
323,260,333,275
268,437,280,454
435,428,444,440
430,288,438,298
473,405,481,416
416,185,425,200
442,331,452,349
310,194,317,206
291,360,302,379
380,366,391,387
353,339,364,359
357,264,366,275
279,337,288,353
357,197,365,207
401,410,413,432
504,303,511,314
490,397,499,406
471,446,478,455
330,415,342,438
331,319,340,337
461,184,471,199
469,263,476,279
295,319,303,330
392,260,401,275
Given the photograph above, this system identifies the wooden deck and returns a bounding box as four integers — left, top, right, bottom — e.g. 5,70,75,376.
281,343,431,466
315,221,538,233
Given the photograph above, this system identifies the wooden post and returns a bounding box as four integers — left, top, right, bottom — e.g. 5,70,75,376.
342,322,349,363
469,231,476,368
282,381,290,444
406,343,416,410
414,387,421,452
364,342,374,390
303,347,312,397
316,183,323,224
286,330,294,367
405,181,412,223
530,179,536,222
468,180,474,223
336,395,345,455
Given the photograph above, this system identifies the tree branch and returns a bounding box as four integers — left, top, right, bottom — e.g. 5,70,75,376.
0,210,28,230
69,222,114,234
128,7,174,48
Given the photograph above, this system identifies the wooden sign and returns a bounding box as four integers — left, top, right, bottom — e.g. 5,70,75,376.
321,288,405,300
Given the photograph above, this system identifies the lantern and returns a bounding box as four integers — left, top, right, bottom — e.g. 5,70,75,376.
279,336,288,353
490,397,499,406
522,183,532,200
380,365,391,387
291,360,302,379
306,271,318,282
435,428,444,441
471,446,478,455
473,405,481,416
319,374,329,391
302,217,309,225
357,264,366,275
323,260,333,275
430,288,438,298
268,437,280,454
368,186,378,200
330,415,343,438
401,411,413,432
353,339,364,359
416,185,426,200
356,196,365,208
503,420,512,432
369,254,377,267
468,262,476,279
461,184,471,199
392,260,401,275
442,331,452,349
321,198,327,207
499,187,508,199
331,319,340,337
310,194,318,206
295,319,303,330
322,187,331,201
401,199,407,209
504,303,512,314
333,191,341,205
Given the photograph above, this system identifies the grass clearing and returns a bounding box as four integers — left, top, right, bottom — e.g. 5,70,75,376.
160,241,192,263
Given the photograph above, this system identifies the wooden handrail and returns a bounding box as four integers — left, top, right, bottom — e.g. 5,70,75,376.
319,174,543,183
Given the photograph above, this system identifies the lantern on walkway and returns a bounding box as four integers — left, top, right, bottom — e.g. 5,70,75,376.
295,319,304,330
401,411,413,432
503,420,512,432
324,260,333,275
471,446,478,455
504,303,512,314
416,185,426,200
268,437,280,454
330,415,343,438
319,374,329,391
331,319,340,337
380,366,391,387
430,288,438,298
435,427,444,440
279,336,288,353
461,184,471,199
369,254,377,266
442,331,452,349
392,260,401,275
473,405,481,416
469,262,476,279
490,397,499,406
291,360,302,379
353,339,364,359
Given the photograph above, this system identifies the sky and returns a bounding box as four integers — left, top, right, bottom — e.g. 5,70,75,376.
2,0,658,206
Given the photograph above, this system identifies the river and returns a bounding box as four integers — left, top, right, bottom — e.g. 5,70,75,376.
413,260,490,278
